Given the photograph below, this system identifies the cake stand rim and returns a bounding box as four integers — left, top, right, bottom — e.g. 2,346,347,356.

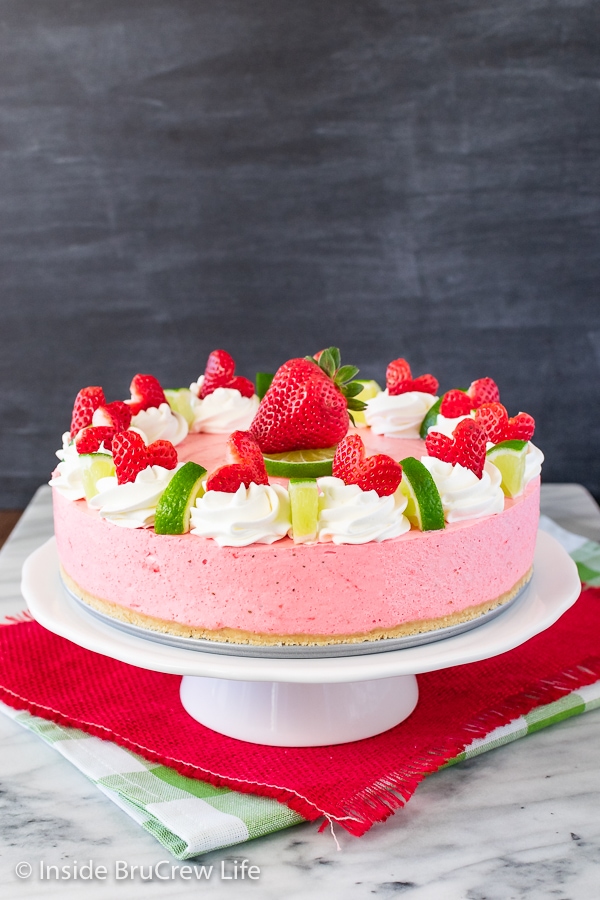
21,531,580,684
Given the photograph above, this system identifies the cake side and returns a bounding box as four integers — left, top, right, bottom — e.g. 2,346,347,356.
53,478,539,641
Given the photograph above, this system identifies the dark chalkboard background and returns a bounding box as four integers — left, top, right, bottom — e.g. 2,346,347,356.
1,0,599,506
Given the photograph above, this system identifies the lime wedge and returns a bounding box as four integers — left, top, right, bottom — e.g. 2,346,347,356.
289,478,319,543
154,461,207,534
263,446,336,478
79,453,116,500
399,457,445,531
164,389,197,427
256,372,275,400
352,379,382,425
419,396,442,439
486,440,528,498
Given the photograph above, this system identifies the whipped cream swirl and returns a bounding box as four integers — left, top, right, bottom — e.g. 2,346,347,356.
421,457,504,523
130,403,188,446
49,432,89,500
87,464,180,528
524,442,544,487
190,482,291,547
365,390,438,439
316,477,410,544
190,386,259,434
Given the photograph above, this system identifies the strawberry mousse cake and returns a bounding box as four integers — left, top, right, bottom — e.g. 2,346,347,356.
50,349,543,647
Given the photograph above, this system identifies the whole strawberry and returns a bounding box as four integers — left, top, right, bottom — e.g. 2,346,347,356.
249,348,366,453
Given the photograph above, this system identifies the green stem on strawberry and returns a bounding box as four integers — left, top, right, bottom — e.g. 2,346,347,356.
305,347,367,422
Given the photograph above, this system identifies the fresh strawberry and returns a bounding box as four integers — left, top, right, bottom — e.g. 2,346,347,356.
111,431,151,485
200,350,255,399
468,377,500,407
385,358,412,393
249,348,365,453
411,374,439,395
206,464,256,493
426,419,487,479
331,434,365,484
70,386,106,438
474,402,509,444
386,359,438,396
424,431,456,465
440,390,473,418
452,419,488,479
128,374,167,416
147,440,178,470
75,426,116,454
506,412,535,441
92,400,132,432
226,431,269,484
332,434,402,497
228,375,256,399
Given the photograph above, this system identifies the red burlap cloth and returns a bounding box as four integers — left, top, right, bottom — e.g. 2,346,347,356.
1,589,600,836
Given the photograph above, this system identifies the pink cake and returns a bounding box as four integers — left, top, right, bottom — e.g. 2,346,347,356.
53,425,540,646
51,351,543,645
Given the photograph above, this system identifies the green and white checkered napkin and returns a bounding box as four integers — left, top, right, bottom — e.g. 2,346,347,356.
2,515,600,860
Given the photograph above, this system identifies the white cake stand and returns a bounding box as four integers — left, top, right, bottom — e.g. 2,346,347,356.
21,532,580,747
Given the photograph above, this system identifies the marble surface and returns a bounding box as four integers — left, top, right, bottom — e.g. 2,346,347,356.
1,485,600,899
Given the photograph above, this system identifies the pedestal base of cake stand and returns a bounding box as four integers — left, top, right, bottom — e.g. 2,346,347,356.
179,673,419,746
22,532,581,747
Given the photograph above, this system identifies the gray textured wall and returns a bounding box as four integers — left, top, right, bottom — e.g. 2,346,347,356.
1,0,599,506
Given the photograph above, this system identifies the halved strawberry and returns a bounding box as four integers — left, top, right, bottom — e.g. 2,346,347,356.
226,431,269,485
468,377,500,407
111,431,151,485
506,412,535,441
332,434,402,497
128,374,167,416
426,419,487,479
147,440,178,470
452,419,488,479
200,350,255,399
331,434,365,484
425,419,487,478
440,390,473,418
70,386,106,438
386,359,438,396
92,400,132,432
474,402,509,444
75,426,116,454
206,464,256,493
424,431,456,465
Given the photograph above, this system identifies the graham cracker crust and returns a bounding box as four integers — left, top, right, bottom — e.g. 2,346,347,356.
60,564,534,648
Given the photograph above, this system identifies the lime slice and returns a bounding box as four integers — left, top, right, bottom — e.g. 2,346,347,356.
263,446,336,478
154,461,207,534
256,372,274,400
352,379,382,426
486,440,528,498
289,478,319,543
79,453,116,500
399,457,445,531
164,389,197,427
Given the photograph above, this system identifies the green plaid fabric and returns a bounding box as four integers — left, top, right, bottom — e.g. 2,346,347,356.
2,515,599,860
